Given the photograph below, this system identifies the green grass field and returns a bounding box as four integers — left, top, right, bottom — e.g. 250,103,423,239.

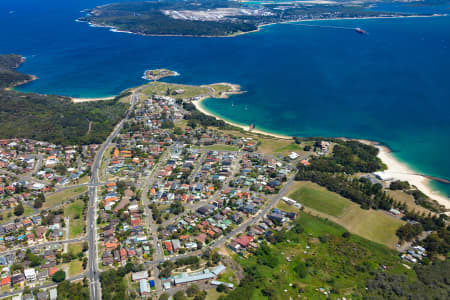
275,201,299,213
340,206,404,248
205,288,225,300
68,242,84,255
0,205,33,223
287,181,404,248
288,181,351,217
274,143,304,154
68,260,84,276
44,186,88,208
193,144,239,152
142,82,210,100
64,199,86,238
227,212,414,300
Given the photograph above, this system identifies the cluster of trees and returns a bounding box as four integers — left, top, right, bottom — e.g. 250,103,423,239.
366,260,450,299
396,222,424,242
160,256,200,278
0,54,33,88
296,171,394,210
56,280,90,300
389,180,410,190
304,140,385,174
170,200,185,215
421,226,450,258
101,262,143,300
0,90,128,145
294,140,396,210
396,209,448,257
33,193,46,209
52,270,66,283
14,201,25,216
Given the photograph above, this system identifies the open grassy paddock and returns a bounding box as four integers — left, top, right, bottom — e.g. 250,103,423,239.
0,205,33,224
227,211,413,300
64,199,86,238
288,181,351,217
142,82,210,100
193,144,239,152
68,242,84,255
44,186,88,209
287,181,404,248
68,260,84,276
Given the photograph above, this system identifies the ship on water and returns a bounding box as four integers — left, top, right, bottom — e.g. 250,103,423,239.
355,27,367,35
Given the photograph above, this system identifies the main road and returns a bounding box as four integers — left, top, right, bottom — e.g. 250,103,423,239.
87,91,139,300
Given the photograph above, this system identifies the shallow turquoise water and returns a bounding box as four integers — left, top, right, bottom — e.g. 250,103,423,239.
1,0,449,197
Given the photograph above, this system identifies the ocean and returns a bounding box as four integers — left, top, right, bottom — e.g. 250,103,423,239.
1,0,449,197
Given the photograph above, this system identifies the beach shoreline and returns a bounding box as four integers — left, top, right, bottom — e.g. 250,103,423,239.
375,144,449,210
195,98,449,209
72,96,115,103
192,95,291,140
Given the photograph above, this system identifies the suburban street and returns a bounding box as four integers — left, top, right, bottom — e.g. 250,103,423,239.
87,91,138,300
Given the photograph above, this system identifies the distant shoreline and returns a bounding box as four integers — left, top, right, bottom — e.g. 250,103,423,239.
195,97,449,208
72,96,115,103
77,13,446,38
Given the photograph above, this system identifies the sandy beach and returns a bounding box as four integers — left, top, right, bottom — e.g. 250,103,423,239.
72,96,115,103
195,97,449,209
192,95,291,140
375,145,449,210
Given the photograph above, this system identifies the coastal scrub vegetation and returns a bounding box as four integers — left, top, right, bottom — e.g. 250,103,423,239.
183,102,230,129
56,280,90,300
0,54,33,89
0,54,128,145
366,260,450,299
222,212,426,299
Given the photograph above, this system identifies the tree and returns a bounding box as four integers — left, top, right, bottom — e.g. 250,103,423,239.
174,291,187,300
14,201,24,216
396,223,423,242
216,284,227,292
294,262,308,278
186,284,201,297
52,270,66,283
159,293,170,300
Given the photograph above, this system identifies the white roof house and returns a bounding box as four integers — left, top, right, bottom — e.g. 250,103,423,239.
132,271,148,281
174,269,215,285
163,281,171,290
139,279,150,295
210,280,234,289
288,152,299,160
24,268,36,281
211,264,226,276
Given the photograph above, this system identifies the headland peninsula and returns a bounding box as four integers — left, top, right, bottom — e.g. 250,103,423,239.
76,0,439,37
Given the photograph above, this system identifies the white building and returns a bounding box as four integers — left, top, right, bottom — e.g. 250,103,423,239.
139,279,150,295
49,288,58,300
288,152,299,160
24,268,36,281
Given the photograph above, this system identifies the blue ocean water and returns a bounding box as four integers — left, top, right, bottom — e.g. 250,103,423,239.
1,0,449,198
